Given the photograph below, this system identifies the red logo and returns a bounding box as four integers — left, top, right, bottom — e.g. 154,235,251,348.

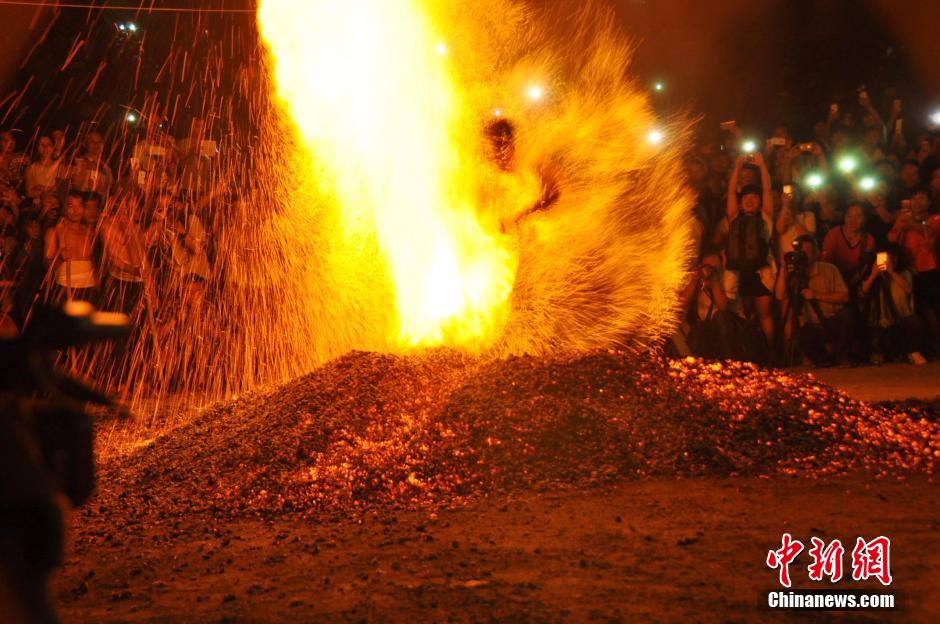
766,533,804,588
851,536,893,586
767,534,892,587
807,537,844,583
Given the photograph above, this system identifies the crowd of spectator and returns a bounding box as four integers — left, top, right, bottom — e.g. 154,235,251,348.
1,89,939,373
0,119,218,353
676,90,940,367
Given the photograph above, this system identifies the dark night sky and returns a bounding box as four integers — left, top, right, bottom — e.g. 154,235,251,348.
0,0,937,142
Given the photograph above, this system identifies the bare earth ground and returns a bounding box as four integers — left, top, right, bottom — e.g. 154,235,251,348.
53,363,939,623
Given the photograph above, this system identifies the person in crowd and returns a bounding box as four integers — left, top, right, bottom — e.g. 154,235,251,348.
803,186,840,245
0,183,21,222
861,183,895,247
99,191,148,317
821,201,876,291
722,152,776,351
131,114,177,191
859,243,926,365
36,192,61,231
763,124,792,185
676,249,752,360
50,129,67,160
687,156,723,251
44,190,98,304
861,126,885,164
775,234,853,366
69,131,113,195
928,167,940,214
787,142,829,185
153,193,212,283
83,192,102,226
889,159,922,209
776,187,816,262
24,135,62,202
12,215,46,324
0,130,29,191
888,189,940,356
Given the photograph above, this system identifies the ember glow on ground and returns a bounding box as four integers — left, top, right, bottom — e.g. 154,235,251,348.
91,351,937,520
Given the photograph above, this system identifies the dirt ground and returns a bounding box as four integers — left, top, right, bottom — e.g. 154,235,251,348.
52,363,939,623
805,361,940,402
54,476,937,623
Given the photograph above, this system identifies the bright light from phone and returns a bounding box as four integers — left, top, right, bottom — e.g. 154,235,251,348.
930,111,940,126
742,140,756,153
838,156,858,173
859,176,877,191
493,108,502,118
806,173,824,189
653,82,664,92
647,129,663,145
527,84,544,101
118,23,126,31
126,112,138,123
435,42,447,56
128,23,137,32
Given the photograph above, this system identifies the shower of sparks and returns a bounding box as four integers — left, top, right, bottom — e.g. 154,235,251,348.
3,0,694,425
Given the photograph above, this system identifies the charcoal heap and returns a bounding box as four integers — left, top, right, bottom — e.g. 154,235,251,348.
95,350,938,518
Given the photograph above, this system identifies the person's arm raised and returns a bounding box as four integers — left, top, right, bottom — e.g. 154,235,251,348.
753,152,774,220
727,156,744,222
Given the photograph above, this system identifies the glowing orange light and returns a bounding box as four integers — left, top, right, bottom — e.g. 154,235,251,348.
258,0,516,349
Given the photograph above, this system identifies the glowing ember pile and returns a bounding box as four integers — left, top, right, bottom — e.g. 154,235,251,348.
91,352,938,520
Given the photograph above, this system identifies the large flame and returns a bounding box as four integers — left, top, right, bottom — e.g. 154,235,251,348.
86,0,695,423
257,0,516,348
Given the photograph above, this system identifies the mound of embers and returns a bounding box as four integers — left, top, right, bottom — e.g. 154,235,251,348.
97,351,938,517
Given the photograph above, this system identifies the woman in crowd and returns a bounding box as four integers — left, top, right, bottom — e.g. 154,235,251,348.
723,152,776,353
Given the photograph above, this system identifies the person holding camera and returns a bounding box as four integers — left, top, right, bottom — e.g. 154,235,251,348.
676,250,738,359
859,243,926,365
775,234,853,366
722,152,776,352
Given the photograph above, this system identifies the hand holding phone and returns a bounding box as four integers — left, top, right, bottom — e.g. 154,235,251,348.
876,252,888,272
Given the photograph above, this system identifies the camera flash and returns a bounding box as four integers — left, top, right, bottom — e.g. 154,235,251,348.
859,176,876,191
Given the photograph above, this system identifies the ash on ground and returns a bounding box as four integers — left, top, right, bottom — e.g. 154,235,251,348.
94,351,938,519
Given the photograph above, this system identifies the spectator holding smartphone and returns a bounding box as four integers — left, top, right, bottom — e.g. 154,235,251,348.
860,243,926,365
722,152,776,350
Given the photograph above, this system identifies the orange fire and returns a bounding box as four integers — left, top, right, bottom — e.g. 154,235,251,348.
257,0,520,349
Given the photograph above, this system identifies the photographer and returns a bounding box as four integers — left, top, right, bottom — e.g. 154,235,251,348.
723,152,776,350
775,234,853,366
677,250,738,359
860,243,926,365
